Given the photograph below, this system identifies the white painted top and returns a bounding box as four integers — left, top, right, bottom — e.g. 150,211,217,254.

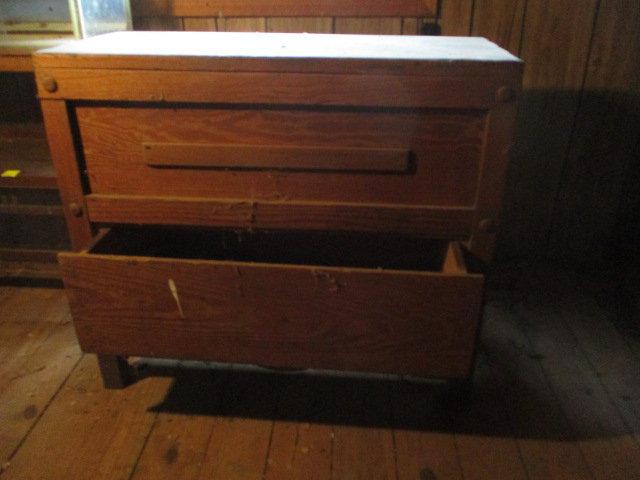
37,31,521,63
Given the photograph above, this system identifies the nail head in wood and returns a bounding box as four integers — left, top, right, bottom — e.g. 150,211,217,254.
42,77,58,93
69,202,83,217
496,86,516,103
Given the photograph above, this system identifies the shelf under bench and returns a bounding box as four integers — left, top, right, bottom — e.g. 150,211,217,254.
0,121,57,189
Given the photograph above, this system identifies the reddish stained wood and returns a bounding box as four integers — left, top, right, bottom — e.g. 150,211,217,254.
440,0,474,36
39,100,93,251
266,17,333,33
59,241,483,379
334,17,403,35
0,288,81,464
36,68,518,109
33,30,521,392
181,17,217,31
468,98,520,263
0,355,171,480
143,143,411,173
0,55,33,72
76,106,485,211
471,0,527,55
85,195,476,238
217,17,266,32
132,0,438,18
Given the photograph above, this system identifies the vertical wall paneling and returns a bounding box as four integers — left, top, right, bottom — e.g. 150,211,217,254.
133,16,184,30
182,18,218,31
401,18,420,35
131,0,438,18
334,18,403,34
439,0,474,36
497,0,600,260
266,18,333,33
216,17,267,32
548,0,640,265
470,0,526,54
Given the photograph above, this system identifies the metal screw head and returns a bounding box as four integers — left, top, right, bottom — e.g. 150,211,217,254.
69,202,83,217
496,86,516,103
42,77,58,93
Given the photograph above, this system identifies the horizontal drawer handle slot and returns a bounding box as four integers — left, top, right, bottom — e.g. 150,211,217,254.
144,143,412,173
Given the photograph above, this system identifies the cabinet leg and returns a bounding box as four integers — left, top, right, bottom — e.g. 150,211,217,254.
97,355,133,389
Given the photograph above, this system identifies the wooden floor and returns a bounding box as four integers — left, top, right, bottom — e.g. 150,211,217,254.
1,265,639,480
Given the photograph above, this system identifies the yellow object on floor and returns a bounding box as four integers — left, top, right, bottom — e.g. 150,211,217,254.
1,169,21,178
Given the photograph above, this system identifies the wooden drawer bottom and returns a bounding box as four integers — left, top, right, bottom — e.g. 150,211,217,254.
60,228,484,379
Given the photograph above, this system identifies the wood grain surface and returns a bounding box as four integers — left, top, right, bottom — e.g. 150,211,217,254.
60,238,483,379
131,0,438,18
77,106,484,207
85,195,475,237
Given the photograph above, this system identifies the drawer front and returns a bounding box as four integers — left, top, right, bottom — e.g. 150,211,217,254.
76,105,485,214
59,239,484,379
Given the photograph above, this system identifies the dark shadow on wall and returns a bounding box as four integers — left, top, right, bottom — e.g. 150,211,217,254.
496,89,640,273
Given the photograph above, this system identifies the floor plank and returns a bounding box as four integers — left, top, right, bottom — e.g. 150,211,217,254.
0,287,69,325
1,355,172,480
513,270,640,480
264,374,334,480
129,361,231,480
540,271,640,444
1,277,640,480
194,366,278,480
392,382,464,480
483,299,594,480
330,377,397,480
454,357,530,480
0,288,81,465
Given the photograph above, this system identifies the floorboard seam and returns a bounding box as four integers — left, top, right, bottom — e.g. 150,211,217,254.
511,274,599,480
3,352,84,470
125,406,161,480
558,308,640,449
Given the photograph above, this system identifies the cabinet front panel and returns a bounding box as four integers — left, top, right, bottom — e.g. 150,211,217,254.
76,106,486,208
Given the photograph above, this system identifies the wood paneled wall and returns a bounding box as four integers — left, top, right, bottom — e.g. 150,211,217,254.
130,0,640,268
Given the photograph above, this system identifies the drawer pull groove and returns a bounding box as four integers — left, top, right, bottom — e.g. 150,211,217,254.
143,143,411,173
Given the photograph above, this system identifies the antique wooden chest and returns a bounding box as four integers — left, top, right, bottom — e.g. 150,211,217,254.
34,31,522,389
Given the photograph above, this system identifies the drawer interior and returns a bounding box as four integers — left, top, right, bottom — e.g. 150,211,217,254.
90,227,452,273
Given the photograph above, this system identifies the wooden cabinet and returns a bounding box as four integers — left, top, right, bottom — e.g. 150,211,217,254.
35,31,522,388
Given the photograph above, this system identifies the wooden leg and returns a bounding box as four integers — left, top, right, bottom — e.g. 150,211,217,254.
97,354,133,389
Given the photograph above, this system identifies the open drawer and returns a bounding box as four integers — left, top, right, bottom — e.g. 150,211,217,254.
59,228,484,379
